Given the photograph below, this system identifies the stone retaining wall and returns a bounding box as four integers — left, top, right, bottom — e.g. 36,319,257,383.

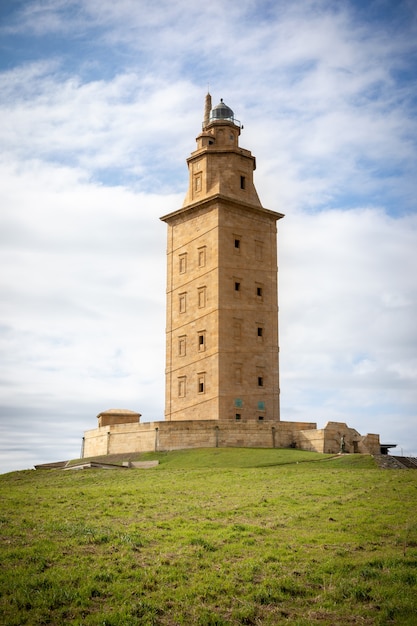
82,418,380,458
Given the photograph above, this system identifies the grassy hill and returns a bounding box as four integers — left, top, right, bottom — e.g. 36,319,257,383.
1,448,416,625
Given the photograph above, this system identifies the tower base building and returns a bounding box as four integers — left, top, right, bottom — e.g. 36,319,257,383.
82,416,380,458
82,96,380,458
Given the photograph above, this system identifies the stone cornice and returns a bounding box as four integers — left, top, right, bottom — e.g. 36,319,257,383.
160,194,284,224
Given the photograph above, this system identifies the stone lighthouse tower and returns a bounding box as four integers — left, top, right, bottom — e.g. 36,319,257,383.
160,94,284,423
82,95,380,458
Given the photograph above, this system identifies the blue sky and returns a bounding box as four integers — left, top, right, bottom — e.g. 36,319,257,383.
1,0,416,473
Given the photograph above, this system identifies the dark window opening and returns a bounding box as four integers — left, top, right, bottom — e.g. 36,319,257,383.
199,334,204,346
258,376,264,387
258,415,264,421
257,327,263,337
209,139,214,145
257,287,263,297
234,238,240,249
235,414,241,421
235,282,240,291
199,381,204,393
240,175,246,190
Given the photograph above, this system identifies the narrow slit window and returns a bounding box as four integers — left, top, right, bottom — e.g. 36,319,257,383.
257,286,263,297
178,377,186,398
258,376,264,387
198,286,206,308
257,327,263,337
179,292,186,313
234,238,240,249
198,373,205,394
198,246,206,267
235,281,240,292
198,332,206,351
179,253,187,274
178,335,186,356
240,175,246,190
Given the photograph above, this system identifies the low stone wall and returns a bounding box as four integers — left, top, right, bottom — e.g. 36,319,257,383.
83,422,156,458
82,418,380,458
82,419,317,458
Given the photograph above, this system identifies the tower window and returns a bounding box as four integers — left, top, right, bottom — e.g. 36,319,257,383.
179,292,187,313
194,174,202,192
178,376,186,398
198,246,206,267
235,414,241,421
235,281,240,292
258,415,264,421
198,332,206,351
178,335,186,356
234,238,240,250
240,175,246,190
198,286,206,308
257,326,263,337
198,373,206,394
258,376,264,387
257,286,263,297
179,253,187,274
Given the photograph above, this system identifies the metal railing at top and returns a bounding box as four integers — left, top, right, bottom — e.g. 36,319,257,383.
202,117,241,130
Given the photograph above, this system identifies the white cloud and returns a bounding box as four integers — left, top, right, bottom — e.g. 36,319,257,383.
0,68,200,191
279,207,417,451
0,160,169,473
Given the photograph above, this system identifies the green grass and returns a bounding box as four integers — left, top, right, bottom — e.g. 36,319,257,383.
1,448,416,625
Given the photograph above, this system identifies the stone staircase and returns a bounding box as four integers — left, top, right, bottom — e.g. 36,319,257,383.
374,455,417,469
392,456,417,469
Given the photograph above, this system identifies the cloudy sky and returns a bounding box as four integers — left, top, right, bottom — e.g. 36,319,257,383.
1,0,416,473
